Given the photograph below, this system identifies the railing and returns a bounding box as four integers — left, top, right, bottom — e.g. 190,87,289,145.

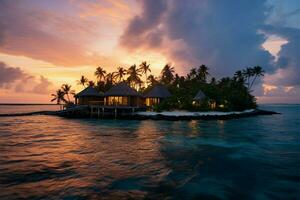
89,105,147,119
88,101,105,105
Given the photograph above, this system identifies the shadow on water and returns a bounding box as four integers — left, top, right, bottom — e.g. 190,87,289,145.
0,104,299,199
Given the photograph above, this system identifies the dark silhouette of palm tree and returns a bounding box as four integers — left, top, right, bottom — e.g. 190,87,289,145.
61,84,75,102
95,66,106,82
88,80,95,87
115,67,127,83
160,64,175,85
249,66,265,89
51,89,66,104
210,77,216,85
139,61,151,86
147,75,158,86
127,64,142,89
188,68,197,80
242,67,254,88
234,70,244,82
198,65,210,82
106,72,116,84
77,75,88,87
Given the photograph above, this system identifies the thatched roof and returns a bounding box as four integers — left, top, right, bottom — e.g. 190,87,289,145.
74,86,102,97
193,90,206,101
144,85,171,98
104,83,141,97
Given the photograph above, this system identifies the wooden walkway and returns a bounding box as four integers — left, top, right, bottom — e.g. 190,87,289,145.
89,105,146,119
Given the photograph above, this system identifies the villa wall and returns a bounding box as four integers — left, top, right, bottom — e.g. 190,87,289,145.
77,96,104,105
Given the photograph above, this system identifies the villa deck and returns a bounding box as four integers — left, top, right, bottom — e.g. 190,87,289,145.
89,105,147,118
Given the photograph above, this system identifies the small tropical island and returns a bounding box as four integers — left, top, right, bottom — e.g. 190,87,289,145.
49,62,278,120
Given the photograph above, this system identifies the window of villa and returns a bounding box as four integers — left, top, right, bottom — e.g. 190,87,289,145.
107,96,129,106
146,98,160,106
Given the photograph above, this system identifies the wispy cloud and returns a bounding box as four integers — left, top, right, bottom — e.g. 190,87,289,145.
0,0,128,67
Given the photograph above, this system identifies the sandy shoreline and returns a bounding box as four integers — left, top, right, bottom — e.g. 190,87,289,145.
0,108,280,120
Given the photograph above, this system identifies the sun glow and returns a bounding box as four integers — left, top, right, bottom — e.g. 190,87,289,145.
262,35,288,61
263,84,278,95
120,51,169,75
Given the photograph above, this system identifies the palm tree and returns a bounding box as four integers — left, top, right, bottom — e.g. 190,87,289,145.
127,64,142,89
197,65,210,82
77,75,88,87
210,77,216,85
147,75,158,86
115,67,127,83
242,67,254,88
188,68,197,80
249,66,265,89
160,64,175,85
61,84,75,103
88,80,95,87
234,70,244,82
95,66,106,82
106,72,116,84
51,89,66,105
139,61,151,86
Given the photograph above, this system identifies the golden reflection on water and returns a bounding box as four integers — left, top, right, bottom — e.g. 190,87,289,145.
217,120,225,136
0,115,174,198
188,120,200,137
1,105,299,199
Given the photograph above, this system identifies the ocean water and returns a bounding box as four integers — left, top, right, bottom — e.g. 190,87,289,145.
0,105,299,199
0,105,61,114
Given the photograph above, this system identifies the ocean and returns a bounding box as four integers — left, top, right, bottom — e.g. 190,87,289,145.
0,104,299,199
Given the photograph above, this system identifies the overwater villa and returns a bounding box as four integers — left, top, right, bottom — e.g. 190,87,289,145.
193,89,216,109
193,90,206,105
74,86,104,105
103,83,143,107
144,85,171,107
52,64,263,118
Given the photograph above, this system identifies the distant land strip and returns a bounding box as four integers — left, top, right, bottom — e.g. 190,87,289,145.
0,103,59,106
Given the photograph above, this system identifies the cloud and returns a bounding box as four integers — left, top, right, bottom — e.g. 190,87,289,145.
120,0,300,102
261,25,300,87
0,61,26,87
14,75,53,94
0,0,126,67
0,61,53,94
120,0,167,49
120,0,275,77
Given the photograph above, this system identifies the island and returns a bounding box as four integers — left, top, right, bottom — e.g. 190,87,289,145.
43,62,278,120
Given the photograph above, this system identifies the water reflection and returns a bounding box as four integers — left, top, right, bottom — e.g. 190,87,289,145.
0,108,300,199
0,117,171,199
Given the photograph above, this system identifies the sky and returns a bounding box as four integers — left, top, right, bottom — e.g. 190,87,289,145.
0,0,300,103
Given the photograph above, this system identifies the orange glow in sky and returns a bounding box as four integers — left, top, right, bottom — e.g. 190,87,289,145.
0,0,299,104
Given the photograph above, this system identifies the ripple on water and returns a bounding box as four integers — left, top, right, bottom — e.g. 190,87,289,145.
0,105,300,199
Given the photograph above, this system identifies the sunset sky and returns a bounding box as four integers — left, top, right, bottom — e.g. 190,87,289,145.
0,0,300,103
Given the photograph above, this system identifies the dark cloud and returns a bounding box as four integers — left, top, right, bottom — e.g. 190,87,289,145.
0,61,53,94
120,0,300,103
120,0,167,49
0,62,26,87
263,26,300,86
120,0,274,77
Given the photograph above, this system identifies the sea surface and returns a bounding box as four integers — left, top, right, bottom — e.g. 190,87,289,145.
0,104,299,199
0,104,61,115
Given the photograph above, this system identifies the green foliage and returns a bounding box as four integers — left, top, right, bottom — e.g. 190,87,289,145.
61,62,263,111
155,65,261,111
